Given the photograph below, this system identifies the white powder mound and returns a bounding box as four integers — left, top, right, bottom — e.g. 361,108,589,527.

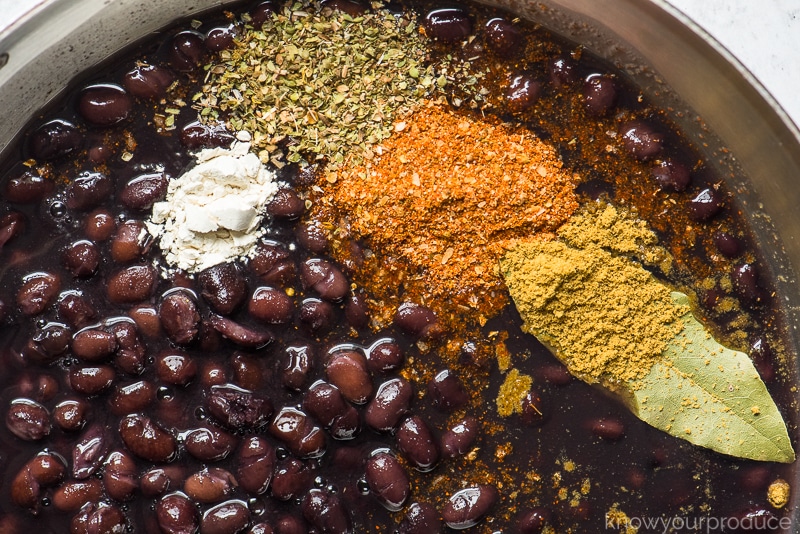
146,131,278,273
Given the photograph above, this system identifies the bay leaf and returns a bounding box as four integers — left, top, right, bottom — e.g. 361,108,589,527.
626,292,795,463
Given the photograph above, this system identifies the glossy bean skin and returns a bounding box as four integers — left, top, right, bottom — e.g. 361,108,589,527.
141,466,185,497
198,263,248,315
302,488,351,534
6,398,51,440
423,8,472,43
201,499,252,534
249,242,295,287
396,415,439,471
366,340,404,373
110,219,150,263
619,120,663,161
169,31,207,71
281,343,313,391
687,187,724,221
269,407,326,459
590,417,625,441
249,286,294,324
70,501,126,534
119,414,177,462
72,328,117,361
209,315,274,348
206,384,273,430
485,17,524,56
301,259,349,302
53,398,89,431
5,170,54,203
157,350,198,386
23,323,70,363
52,479,104,512
160,291,200,345
441,416,479,458
106,265,157,304
27,119,83,161
17,272,60,316
237,435,275,494
103,449,139,501
365,451,410,511
11,452,67,509
157,492,200,534
582,74,616,115
69,365,115,395
180,120,235,149
66,172,113,211
365,377,412,432
77,84,132,126
325,350,372,404
506,74,541,112
393,302,442,340
184,425,238,462
184,467,238,503
109,380,156,416
427,369,468,411
270,458,312,501
267,188,305,220
120,172,168,210
123,64,175,99
442,485,498,530
71,424,109,479
63,240,100,277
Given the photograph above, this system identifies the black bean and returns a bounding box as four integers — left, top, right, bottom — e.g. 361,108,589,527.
538,363,573,386
652,159,691,192
72,424,108,479
202,499,251,534
366,339,404,373
70,501,126,534
583,74,616,116
66,172,114,211
738,465,771,492
428,369,468,411
109,220,149,264
249,522,276,534
28,452,68,486
282,343,313,391
209,315,274,348
69,365,115,395
57,292,96,328
326,350,372,404
198,263,248,315
141,466,184,497
304,381,349,427
237,435,275,495
28,119,83,161
520,389,548,426
17,272,60,316
271,458,312,501
103,450,138,501
10,465,40,510
396,415,439,471
548,57,576,89
506,73,541,112
249,286,294,324
302,488,351,534
184,467,237,503
442,485,498,530
590,417,625,440
250,1,277,27
517,508,551,533
25,322,71,361
423,8,472,43
687,187,724,221
266,187,304,220
301,259,349,301
107,265,157,304
329,404,360,440
200,362,227,387
400,502,442,534
365,377,412,432
484,18,524,56
110,380,156,416
83,207,116,241
157,349,198,386
184,425,238,462
77,84,132,127
5,170,53,203
344,292,370,329
394,302,443,339
119,414,178,462
206,384,273,430
619,120,663,161
441,416,479,458
714,231,742,258
53,398,89,431
169,30,206,71
249,241,295,286
366,451,410,512
120,172,169,210
229,352,262,391
299,298,334,333
732,263,766,306
157,492,199,534
129,304,162,338
295,222,328,254
205,25,236,52
72,328,117,361
158,291,200,345
123,64,175,99
6,398,50,440
269,406,326,458
0,211,24,251
63,240,100,278
320,0,368,16
180,120,235,149
52,479,103,512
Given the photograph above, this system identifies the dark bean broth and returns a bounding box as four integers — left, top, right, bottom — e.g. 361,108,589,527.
0,1,796,533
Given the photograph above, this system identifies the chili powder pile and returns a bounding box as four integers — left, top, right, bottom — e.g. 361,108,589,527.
314,103,579,321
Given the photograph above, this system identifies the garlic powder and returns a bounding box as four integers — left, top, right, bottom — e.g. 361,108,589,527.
146,131,278,272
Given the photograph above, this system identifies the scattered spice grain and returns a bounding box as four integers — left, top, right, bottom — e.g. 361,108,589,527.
314,102,579,320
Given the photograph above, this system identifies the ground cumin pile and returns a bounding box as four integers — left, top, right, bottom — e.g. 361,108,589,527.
500,205,686,384
316,102,578,317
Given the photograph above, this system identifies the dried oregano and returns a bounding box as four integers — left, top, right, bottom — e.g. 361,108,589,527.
195,2,441,168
